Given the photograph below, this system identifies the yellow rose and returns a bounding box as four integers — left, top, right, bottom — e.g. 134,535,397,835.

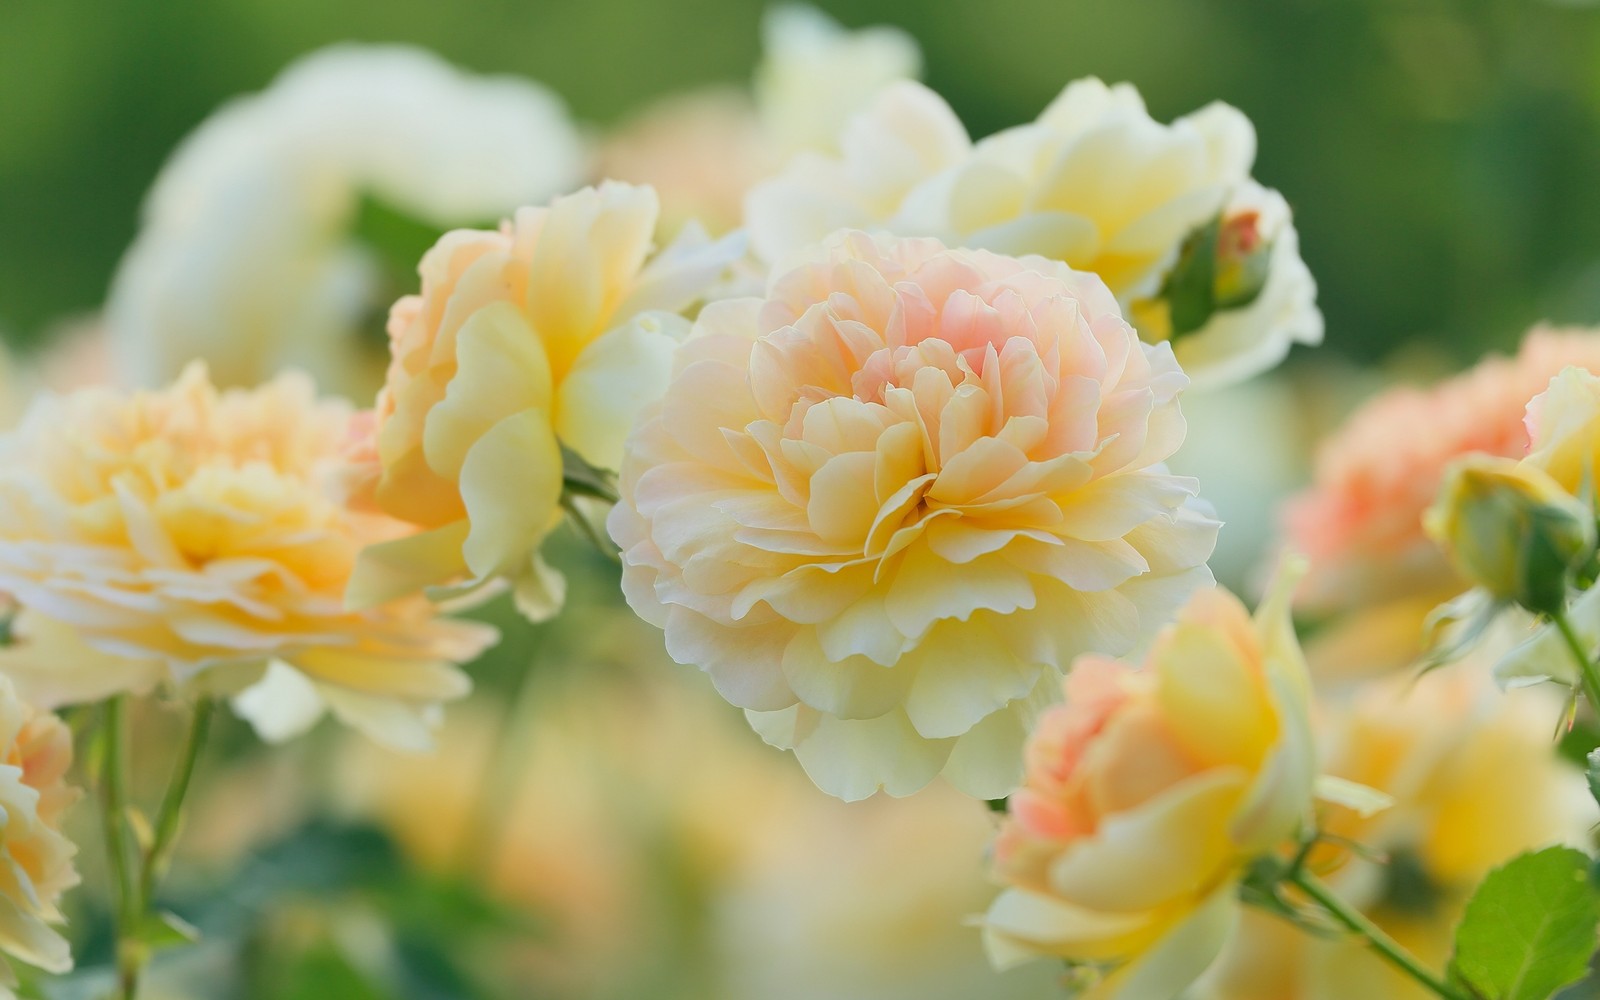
1423,453,1594,615
0,365,495,750
747,78,1321,388
1194,670,1592,1000
349,181,741,619
610,229,1218,801
0,675,79,993
982,576,1316,998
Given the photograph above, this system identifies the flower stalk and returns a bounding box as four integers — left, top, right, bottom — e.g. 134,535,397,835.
1552,609,1600,712
1288,870,1468,1000
97,697,215,1000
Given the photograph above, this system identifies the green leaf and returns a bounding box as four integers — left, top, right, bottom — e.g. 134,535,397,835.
1588,749,1600,810
1450,846,1600,1000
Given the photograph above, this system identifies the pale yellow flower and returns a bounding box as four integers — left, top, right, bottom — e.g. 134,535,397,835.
983,577,1316,998
0,675,79,994
0,365,495,749
752,4,921,160
1194,670,1591,1000
346,181,741,621
106,44,585,397
747,78,1321,388
597,5,920,240
609,230,1218,801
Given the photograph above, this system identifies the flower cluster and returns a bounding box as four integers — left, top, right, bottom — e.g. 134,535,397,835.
18,13,1600,1000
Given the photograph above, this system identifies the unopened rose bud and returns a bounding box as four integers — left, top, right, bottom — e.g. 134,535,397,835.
1424,455,1596,616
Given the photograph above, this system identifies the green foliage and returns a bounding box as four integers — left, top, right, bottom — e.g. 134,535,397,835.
1450,846,1600,1000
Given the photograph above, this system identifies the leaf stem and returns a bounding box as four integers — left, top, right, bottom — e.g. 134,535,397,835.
1552,610,1600,713
1289,870,1468,1000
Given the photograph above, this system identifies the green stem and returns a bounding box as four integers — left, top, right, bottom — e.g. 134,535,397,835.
140,698,214,904
99,697,140,1000
99,697,216,1000
1552,610,1600,712
1289,870,1468,1000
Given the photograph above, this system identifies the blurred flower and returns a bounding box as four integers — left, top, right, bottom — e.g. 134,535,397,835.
752,4,921,160
0,676,79,994
596,90,769,237
345,182,740,622
0,365,495,749
339,608,1058,1000
1283,326,1600,612
610,230,1218,801
598,5,919,239
1423,454,1593,616
983,576,1315,996
105,44,585,398
1194,669,1591,1000
747,78,1320,388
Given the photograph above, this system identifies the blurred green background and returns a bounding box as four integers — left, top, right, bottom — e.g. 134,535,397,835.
4,0,1600,364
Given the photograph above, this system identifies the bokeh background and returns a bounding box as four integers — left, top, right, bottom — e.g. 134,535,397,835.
4,1,1600,998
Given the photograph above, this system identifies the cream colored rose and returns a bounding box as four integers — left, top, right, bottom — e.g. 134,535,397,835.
0,365,495,750
0,675,78,994
106,44,585,397
347,181,741,620
608,230,1218,801
747,78,1321,388
982,577,1316,997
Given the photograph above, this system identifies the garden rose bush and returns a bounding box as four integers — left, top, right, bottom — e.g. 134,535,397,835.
0,364,496,749
609,229,1218,801
982,576,1315,996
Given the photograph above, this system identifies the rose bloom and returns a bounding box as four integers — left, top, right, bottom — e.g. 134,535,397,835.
1284,326,1600,613
105,44,585,398
608,230,1218,801
346,181,741,620
0,365,495,750
1193,670,1590,1000
0,676,79,995
982,578,1316,997
746,78,1321,388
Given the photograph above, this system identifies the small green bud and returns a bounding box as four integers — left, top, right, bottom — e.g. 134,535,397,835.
1425,455,1597,616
